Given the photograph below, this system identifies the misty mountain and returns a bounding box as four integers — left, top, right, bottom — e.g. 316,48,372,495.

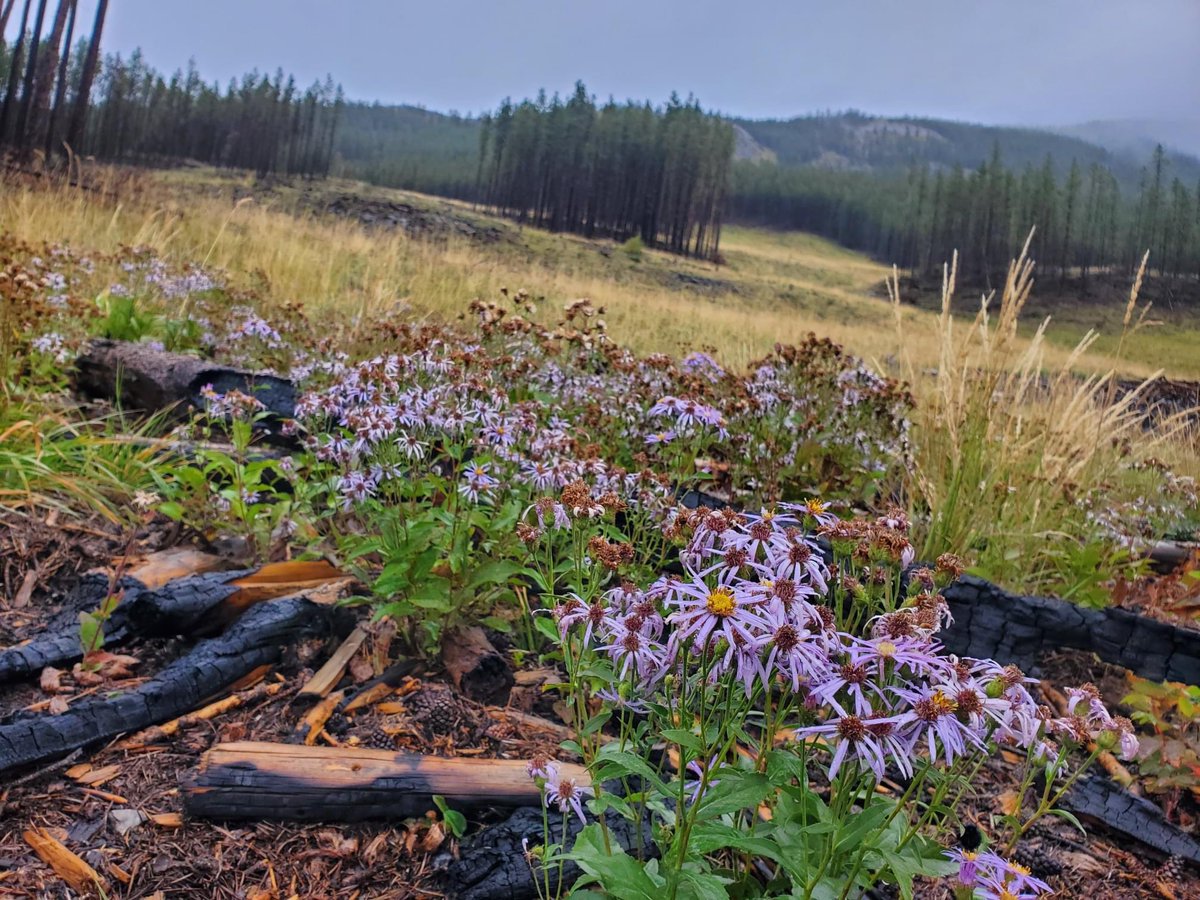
334,104,1200,200
1055,118,1200,164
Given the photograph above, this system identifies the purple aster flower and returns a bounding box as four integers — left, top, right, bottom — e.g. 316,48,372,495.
543,764,592,823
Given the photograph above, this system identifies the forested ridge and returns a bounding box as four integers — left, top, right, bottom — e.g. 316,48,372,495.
336,100,1200,283
477,84,733,258
0,1,342,176
4,5,1199,279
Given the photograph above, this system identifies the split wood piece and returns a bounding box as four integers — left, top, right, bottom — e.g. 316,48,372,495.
1063,773,1200,864
23,827,105,895
294,690,346,746
299,624,371,698
112,677,285,750
445,805,655,900
184,741,587,822
120,546,224,589
0,598,348,776
220,560,352,623
73,338,295,425
442,626,514,705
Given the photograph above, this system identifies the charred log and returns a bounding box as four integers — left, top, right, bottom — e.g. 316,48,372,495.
184,742,580,822
939,575,1200,685
73,338,295,424
0,597,346,776
444,805,654,900
441,626,514,705
0,570,250,685
1062,773,1200,865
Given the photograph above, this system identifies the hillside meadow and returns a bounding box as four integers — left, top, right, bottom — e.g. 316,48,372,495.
4,166,1198,380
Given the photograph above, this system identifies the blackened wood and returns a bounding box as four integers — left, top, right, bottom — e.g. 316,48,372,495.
184,741,580,822
939,575,1200,685
0,570,251,686
444,805,654,900
73,338,295,421
441,626,514,705
0,597,344,776
1062,774,1200,864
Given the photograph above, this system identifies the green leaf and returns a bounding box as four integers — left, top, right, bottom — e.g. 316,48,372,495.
686,823,784,861
432,795,467,838
157,501,185,521
591,747,668,794
466,560,522,591
533,615,560,643
1047,807,1087,836
694,770,772,820
566,824,661,900
675,869,732,900
659,728,706,755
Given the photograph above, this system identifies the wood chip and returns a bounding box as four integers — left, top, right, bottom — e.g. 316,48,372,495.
342,681,397,713
74,764,121,787
23,827,105,894
150,812,183,828
299,625,370,698
296,690,346,746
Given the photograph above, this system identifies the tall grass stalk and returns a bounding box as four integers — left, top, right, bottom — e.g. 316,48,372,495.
891,237,1165,593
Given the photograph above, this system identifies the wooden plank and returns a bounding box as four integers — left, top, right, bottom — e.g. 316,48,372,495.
185,740,586,822
299,625,370,698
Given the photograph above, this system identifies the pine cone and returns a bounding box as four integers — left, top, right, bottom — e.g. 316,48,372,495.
1159,855,1184,884
1012,841,1061,877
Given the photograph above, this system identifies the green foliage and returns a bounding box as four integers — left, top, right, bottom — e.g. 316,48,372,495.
621,235,645,261
157,403,317,564
1123,677,1200,816
94,292,159,342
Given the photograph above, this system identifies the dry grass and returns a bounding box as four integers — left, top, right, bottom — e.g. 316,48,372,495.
891,239,1197,594
2,166,1191,379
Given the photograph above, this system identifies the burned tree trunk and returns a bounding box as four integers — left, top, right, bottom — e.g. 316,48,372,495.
0,597,347,776
184,742,580,822
441,626,513,705
73,339,295,422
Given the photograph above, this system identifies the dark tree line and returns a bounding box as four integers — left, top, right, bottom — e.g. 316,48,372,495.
730,143,1200,285
1,1,342,176
477,83,734,259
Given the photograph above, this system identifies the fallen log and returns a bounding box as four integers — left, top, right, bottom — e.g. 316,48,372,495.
0,560,349,686
74,338,295,423
444,804,654,900
442,626,514,705
0,597,347,776
939,575,1200,685
1062,773,1200,865
184,741,585,822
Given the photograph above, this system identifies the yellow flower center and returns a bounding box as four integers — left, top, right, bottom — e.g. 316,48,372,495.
806,498,829,514
876,640,897,658
706,587,736,617
1008,862,1031,876
931,689,958,715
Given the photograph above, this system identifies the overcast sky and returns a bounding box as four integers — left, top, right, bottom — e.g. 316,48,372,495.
9,0,1198,125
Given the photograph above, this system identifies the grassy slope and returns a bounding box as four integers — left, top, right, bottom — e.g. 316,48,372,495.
3,165,1196,380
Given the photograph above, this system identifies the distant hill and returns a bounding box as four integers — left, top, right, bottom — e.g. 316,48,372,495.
731,111,1200,188
335,103,1200,196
